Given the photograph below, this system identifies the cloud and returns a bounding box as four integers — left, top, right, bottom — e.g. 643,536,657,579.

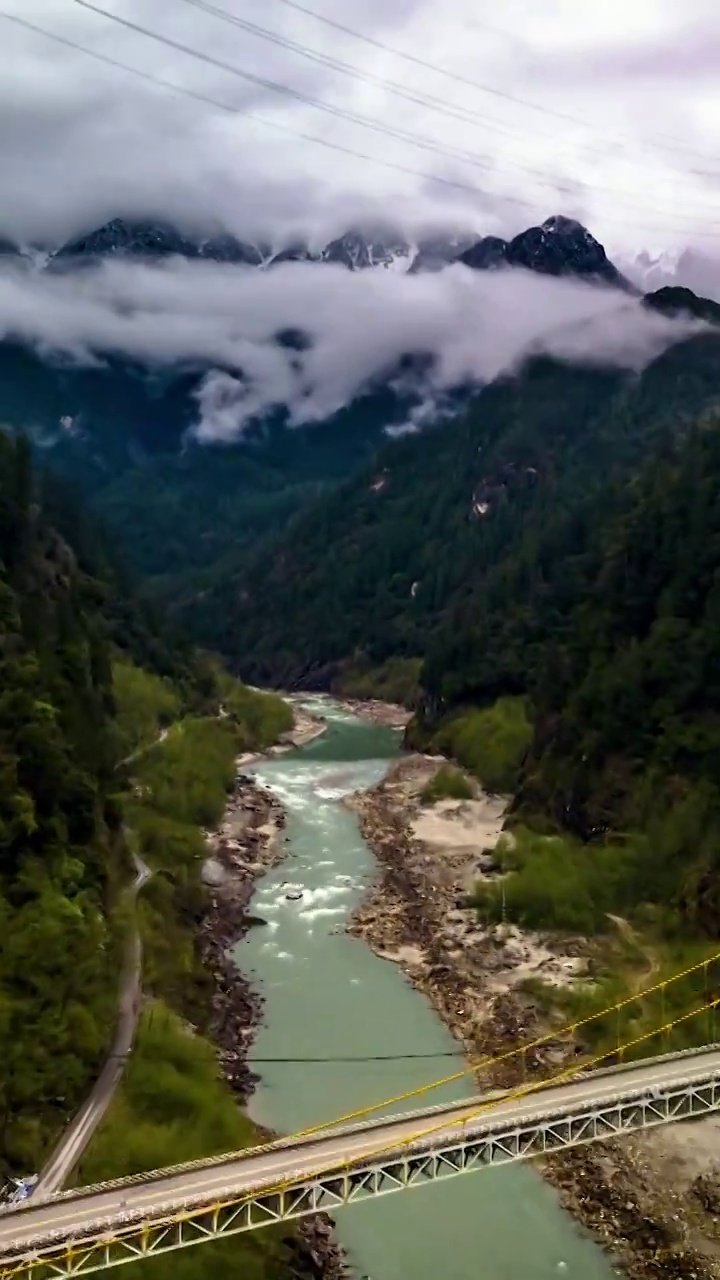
0,0,718,257
0,256,704,441
519,7,720,84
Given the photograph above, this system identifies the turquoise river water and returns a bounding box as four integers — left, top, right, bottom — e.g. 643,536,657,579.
237,701,617,1280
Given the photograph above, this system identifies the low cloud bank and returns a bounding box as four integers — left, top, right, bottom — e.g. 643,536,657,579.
0,257,704,441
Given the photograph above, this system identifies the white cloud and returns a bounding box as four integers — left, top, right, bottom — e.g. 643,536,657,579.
0,256,703,441
0,0,718,257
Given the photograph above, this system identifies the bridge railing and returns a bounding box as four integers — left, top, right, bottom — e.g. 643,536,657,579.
19,1006,720,1221
19,951,720,1215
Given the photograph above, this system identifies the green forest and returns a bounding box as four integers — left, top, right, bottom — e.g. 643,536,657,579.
0,432,289,1200
200,290,720,692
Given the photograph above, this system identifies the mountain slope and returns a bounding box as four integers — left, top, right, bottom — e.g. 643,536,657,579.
0,433,285,1180
0,212,633,595
0,432,141,1175
196,289,720,690
517,409,720,851
29,211,627,282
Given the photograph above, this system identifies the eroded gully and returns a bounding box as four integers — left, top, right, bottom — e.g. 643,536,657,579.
237,701,617,1280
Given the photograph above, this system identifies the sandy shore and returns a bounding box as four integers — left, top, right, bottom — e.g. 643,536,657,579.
199,760,346,1279
346,753,720,1280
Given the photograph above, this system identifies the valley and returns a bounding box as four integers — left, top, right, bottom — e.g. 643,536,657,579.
240,702,617,1280
3,125,720,1280
4,1,720,1274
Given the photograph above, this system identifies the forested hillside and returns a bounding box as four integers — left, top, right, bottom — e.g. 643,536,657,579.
415,408,720,947
201,289,720,693
0,432,124,1174
2,332,429,595
0,434,288,1184
1,214,634,602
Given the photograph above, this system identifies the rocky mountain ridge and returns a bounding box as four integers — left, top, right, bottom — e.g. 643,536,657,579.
5,214,718,301
6,214,628,285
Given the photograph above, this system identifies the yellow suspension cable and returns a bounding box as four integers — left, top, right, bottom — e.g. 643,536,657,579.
277,946,720,1146
7,998,718,1280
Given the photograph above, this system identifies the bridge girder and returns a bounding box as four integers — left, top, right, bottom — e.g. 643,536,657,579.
3,1073,720,1279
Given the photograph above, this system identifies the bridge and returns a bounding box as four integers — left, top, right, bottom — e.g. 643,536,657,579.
2,955,720,1278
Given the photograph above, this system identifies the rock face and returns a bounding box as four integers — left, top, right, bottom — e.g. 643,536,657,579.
458,235,508,272
51,218,268,267
460,215,633,289
11,213,630,288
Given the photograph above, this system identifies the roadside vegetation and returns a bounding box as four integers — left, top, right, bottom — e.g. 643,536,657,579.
125,715,239,1019
70,669,301,1279
116,668,289,1020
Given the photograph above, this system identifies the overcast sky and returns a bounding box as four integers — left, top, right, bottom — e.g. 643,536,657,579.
1,0,719,254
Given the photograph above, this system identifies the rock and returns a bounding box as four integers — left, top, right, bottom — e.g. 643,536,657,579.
692,1170,720,1215
201,856,227,886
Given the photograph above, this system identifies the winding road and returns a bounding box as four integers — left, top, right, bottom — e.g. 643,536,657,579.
34,852,151,1198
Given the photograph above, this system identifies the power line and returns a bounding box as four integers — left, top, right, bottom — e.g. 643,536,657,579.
269,0,720,165
4,8,720,242
177,0,690,179
250,1051,463,1062
69,0,720,236
0,9,541,209
69,1,535,195
176,0,717,209
0,11,247,115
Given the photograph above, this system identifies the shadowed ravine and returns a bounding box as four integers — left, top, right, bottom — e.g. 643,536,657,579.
239,701,616,1280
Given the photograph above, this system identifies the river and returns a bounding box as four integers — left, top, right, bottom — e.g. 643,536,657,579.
238,702,616,1280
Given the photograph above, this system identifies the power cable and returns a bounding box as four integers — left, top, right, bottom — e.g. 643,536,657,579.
179,0,720,188
249,1051,463,1062
4,8,720,241
69,1,720,237
0,10,501,202
269,0,720,165
176,0,720,222
68,2,560,200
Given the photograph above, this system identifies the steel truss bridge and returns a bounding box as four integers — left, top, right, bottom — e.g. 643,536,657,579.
3,951,720,1278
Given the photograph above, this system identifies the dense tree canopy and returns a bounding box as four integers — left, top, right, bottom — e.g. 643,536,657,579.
0,435,292,1178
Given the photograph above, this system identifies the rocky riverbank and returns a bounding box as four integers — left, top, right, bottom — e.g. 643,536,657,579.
199,764,346,1280
328,697,412,729
346,754,720,1280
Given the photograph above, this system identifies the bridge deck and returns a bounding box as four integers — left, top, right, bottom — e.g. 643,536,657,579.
2,1045,720,1264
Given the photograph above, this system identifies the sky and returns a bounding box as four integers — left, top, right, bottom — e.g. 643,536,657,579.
0,0,718,445
1,0,719,255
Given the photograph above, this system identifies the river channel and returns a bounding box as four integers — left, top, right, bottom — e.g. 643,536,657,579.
238,702,616,1280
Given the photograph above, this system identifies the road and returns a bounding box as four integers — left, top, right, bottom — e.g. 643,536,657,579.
33,854,151,1198
4,1045,719,1258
